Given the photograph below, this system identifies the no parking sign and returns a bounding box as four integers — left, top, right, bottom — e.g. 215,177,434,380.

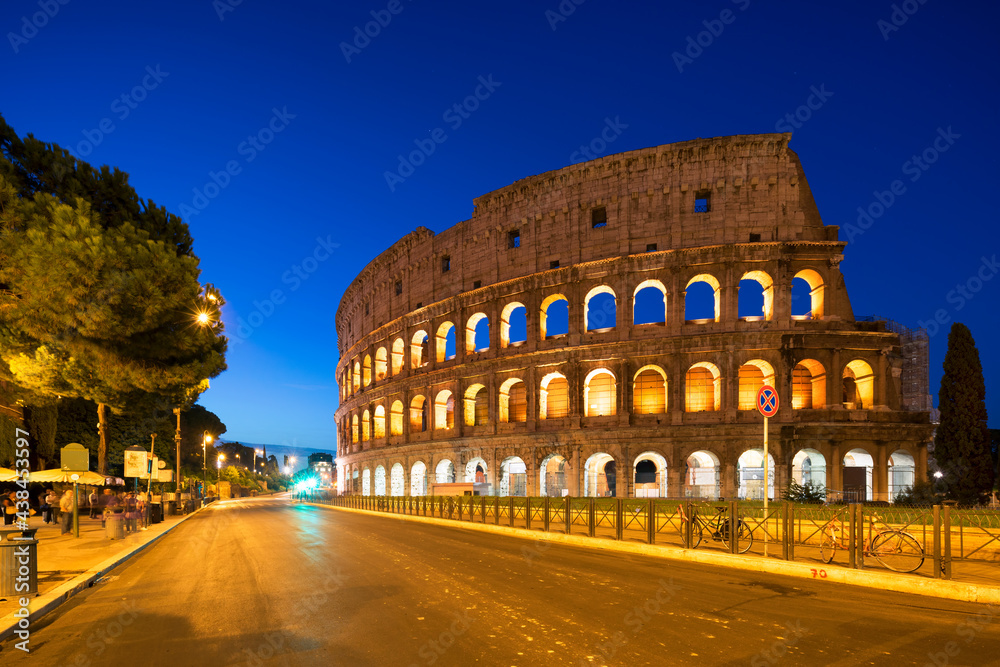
756,385,779,417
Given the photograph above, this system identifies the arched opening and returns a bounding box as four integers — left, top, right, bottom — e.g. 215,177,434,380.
466,313,490,353
374,465,386,496
361,410,371,441
351,415,358,444
344,368,351,398
633,280,667,325
792,359,827,409
464,457,488,485
409,395,428,432
738,449,776,500
843,359,874,409
352,468,359,494
633,365,667,414
435,459,455,484
843,448,874,502
353,360,361,392
584,369,617,417
685,274,720,322
738,359,776,410
584,453,616,497
410,331,428,369
889,450,915,501
685,362,721,412
792,449,827,492
362,468,371,496
633,451,668,498
391,338,405,375
388,401,404,437
684,451,720,498
540,294,569,339
584,286,616,331
390,463,405,496
500,302,527,348
434,390,454,430
539,372,569,419
374,347,388,381
363,354,372,386
539,453,568,497
462,384,489,426
410,461,427,496
738,270,774,321
792,269,825,319
499,378,527,423
435,322,456,362
373,405,386,439
500,456,527,497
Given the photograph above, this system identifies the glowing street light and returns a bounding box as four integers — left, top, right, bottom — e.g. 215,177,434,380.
202,432,213,498
217,453,225,481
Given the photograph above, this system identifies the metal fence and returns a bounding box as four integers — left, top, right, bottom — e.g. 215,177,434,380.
302,494,999,581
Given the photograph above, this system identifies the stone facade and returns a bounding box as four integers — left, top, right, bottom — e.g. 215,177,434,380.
333,134,933,502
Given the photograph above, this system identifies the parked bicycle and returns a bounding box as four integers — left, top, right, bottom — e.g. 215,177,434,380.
820,512,924,573
683,504,754,553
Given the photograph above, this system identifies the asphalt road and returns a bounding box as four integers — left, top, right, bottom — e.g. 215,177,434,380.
3,496,999,666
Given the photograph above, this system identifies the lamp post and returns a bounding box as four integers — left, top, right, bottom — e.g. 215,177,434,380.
202,432,212,498
255,448,263,476
217,453,225,481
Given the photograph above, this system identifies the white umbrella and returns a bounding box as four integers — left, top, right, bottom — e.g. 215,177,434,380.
29,469,108,485
0,467,17,482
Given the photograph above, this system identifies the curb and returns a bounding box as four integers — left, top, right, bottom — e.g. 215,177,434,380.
0,502,212,644
305,502,1000,605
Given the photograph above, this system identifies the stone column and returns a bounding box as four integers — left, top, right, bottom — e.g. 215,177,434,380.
829,443,841,498
874,441,888,502
829,348,842,410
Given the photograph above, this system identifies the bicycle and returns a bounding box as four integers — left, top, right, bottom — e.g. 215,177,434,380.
820,512,924,573
684,504,754,553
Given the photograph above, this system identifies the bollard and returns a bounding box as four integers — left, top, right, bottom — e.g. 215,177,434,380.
942,504,952,580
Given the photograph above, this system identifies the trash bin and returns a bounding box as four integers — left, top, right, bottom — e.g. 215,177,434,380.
0,527,38,597
165,501,177,517
150,503,163,524
105,512,125,540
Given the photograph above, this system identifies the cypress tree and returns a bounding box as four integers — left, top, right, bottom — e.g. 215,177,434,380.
934,323,992,503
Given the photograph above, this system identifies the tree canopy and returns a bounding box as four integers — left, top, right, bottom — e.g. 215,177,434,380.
934,322,993,503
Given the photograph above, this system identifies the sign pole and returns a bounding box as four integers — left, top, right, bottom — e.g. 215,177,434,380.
763,415,768,558
755,385,779,560
73,481,79,538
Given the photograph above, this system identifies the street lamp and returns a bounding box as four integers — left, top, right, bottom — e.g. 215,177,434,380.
255,448,263,475
217,453,225,481
202,432,213,498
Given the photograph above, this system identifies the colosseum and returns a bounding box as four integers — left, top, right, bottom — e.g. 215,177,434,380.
333,133,934,503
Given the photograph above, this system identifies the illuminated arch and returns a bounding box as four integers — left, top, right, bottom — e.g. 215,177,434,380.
374,465,386,496
373,405,385,439
353,360,361,392
583,368,617,417
539,453,568,497
685,362,721,412
362,468,371,496
737,449,776,500
363,354,372,386
500,456,527,497
738,270,774,321
390,463,405,496
498,378,526,423
889,449,916,501
409,395,428,432
351,414,359,444
792,448,827,491
410,330,428,369
500,301,527,348
539,372,569,419
633,279,667,325
374,347,388,381
633,451,668,498
684,450,720,498
435,321,456,363
434,390,455,430
361,409,371,441
633,365,667,414
793,269,825,319
410,461,427,496
737,359,775,410
389,400,404,436
539,293,569,339
465,313,489,353
792,359,827,409
464,457,488,484
843,359,875,409
463,383,488,426
685,274,721,322
391,338,404,374
584,285,617,331
584,452,616,497
843,448,874,501
435,459,455,484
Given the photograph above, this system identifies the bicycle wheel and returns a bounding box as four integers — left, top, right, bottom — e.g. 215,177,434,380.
870,530,924,573
819,535,836,564
721,520,753,554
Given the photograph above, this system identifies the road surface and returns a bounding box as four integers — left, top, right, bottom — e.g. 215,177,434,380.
3,496,999,666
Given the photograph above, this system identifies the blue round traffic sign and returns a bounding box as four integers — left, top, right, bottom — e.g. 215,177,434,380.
756,385,779,417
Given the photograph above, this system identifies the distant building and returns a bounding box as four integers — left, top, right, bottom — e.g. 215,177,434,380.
309,452,336,488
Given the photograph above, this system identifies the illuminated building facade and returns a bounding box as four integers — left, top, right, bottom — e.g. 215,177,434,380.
333,134,933,501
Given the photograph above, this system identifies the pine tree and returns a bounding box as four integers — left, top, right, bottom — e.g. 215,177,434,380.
0,130,226,474
934,323,992,503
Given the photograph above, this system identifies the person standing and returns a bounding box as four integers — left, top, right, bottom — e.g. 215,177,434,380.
38,490,51,524
2,492,16,525
88,489,99,519
59,489,74,535
45,489,58,524
124,492,138,533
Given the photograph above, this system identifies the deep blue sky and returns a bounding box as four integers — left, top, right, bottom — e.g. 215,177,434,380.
3,0,997,448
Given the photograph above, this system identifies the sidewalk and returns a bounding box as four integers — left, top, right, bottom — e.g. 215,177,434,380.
0,506,204,642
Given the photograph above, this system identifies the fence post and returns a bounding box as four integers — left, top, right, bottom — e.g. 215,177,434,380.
942,504,952,580
525,498,532,530
847,504,856,569
565,497,572,534
613,499,622,541
781,502,789,560
933,505,942,579
482,496,487,523
589,498,596,538
855,504,865,569
494,496,500,525
509,497,515,527
787,502,795,561
544,497,551,532
729,500,738,554
648,498,656,545
685,502,694,549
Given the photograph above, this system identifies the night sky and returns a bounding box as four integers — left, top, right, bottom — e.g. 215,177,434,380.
3,0,997,449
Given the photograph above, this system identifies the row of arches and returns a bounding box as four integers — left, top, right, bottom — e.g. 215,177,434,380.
341,269,828,400
344,358,875,444
341,447,916,501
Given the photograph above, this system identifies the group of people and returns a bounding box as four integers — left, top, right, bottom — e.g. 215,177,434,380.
0,487,150,536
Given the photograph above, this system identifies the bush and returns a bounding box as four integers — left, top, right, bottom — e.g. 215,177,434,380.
894,479,942,507
783,480,826,503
